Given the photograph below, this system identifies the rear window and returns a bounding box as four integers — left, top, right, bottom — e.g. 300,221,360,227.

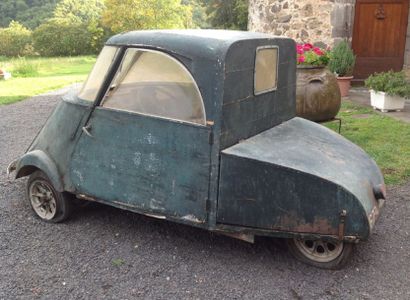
254,47,279,95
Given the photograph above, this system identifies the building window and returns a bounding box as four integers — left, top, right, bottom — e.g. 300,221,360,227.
254,46,279,95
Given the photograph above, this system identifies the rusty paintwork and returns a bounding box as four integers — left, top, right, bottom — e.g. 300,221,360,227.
8,30,385,243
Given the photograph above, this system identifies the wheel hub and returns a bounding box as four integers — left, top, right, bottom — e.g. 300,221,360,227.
293,239,344,263
29,180,57,220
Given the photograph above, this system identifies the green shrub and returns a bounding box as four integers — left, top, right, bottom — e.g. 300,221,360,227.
0,21,33,57
11,57,39,77
365,70,410,98
33,19,94,56
328,41,356,77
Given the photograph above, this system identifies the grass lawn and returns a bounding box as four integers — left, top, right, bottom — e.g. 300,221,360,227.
326,101,410,185
0,56,95,105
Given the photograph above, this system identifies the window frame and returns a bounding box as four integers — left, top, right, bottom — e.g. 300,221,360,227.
77,45,122,103
254,45,280,96
99,47,207,127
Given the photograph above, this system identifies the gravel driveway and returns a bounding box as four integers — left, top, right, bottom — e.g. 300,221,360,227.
1,92,410,299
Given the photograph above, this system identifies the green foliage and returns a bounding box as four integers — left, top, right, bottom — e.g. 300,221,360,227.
0,0,58,29
200,0,249,30
51,0,108,53
0,21,33,57
365,71,410,98
53,0,105,24
328,41,356,77
33,19,94,56
102,0,192,33
305,51,330,66
182,0,209,28
11,57,39,77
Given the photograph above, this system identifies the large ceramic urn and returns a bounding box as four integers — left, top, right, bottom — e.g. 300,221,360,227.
296,66,341,122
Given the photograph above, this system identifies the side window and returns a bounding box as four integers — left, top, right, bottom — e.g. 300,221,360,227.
102,48,206,126
78,46,119,102
254,46,279,95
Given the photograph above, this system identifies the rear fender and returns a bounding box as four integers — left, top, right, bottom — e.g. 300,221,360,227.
12,150,64,192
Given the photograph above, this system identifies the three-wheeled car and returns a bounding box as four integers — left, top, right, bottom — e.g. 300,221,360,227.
7,30,386,269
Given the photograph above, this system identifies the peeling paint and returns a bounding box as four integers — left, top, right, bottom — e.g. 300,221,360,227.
181,214,204,224
133,152,142,166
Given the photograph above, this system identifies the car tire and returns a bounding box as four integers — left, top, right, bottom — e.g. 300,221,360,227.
26,170,73,223
287,238,354,269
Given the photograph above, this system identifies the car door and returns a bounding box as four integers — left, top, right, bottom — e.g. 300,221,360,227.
69,48,212,224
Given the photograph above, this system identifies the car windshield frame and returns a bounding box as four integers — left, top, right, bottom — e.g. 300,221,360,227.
77,45,121,103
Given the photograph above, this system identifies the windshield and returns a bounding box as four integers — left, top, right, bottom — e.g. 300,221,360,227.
78,46,119,102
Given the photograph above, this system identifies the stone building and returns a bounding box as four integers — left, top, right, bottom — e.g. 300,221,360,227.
249,0,410,79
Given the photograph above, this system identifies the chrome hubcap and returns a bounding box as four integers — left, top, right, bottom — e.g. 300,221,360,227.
294,239,344,263
29,180,57,220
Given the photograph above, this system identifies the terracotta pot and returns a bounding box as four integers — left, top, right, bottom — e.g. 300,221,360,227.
296,66,341,122
337,76,353,97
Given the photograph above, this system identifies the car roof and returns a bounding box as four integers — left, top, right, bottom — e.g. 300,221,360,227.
106,29,283,61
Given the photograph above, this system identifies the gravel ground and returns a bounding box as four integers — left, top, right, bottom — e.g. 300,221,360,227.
1,92,410,299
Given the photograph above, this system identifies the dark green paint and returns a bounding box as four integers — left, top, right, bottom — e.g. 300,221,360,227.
70,107,211,223
11,30,385,241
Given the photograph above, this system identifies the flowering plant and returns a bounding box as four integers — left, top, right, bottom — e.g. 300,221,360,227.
297,43,330,66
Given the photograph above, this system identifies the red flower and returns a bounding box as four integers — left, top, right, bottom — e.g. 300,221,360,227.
297,48,304,55
298,55,305,63
313,47,324,56
303,43,313,51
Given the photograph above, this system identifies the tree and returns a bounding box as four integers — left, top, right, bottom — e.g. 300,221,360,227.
181,0,209,28
0,0,59,29
51,0,107,52
33,19,94,56
102,0,192,33
53,0,105,24
0,21,33,56
200,0,248,30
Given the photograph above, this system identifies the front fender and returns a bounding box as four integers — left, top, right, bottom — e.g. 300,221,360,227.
218,117,385,240
10,150,64,192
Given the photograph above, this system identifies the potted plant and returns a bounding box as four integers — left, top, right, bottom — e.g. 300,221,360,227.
365,70,410,112
296,43,341,122
328,41,356,97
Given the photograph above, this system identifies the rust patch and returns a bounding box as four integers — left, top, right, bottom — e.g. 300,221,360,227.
275,212,338,235
180,214,205,224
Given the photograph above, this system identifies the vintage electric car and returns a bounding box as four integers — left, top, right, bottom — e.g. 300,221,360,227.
7,30,386,269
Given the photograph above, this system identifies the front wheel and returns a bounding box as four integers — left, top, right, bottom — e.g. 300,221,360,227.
287,238,354,269
27,171,73,223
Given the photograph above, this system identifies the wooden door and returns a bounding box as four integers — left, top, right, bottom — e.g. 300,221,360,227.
352,0,409,80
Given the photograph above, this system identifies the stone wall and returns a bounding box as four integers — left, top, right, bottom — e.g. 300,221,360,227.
249,0,410,69
248,0,355,48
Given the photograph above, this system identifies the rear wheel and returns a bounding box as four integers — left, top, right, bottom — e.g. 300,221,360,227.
287,238,354,269
27,171,73,223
